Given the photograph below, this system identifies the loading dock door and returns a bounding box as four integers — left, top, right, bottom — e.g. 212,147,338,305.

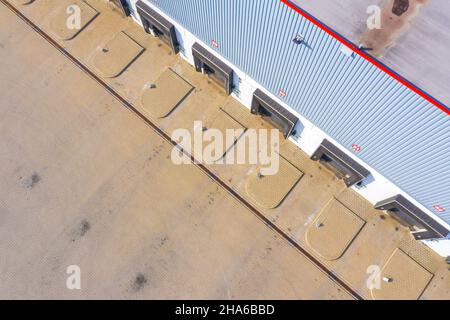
192,43,234,95
251,89,298,138
375,195,450,240
109,0,130,16
136,0,179,54
311,139,370,187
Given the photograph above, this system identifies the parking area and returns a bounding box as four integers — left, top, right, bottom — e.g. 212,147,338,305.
1,0,449,299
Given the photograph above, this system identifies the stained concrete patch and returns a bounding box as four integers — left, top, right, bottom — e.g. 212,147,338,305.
49,1,99,41
306,199,365,261
141,69,193,119
93,31,144,78
71,219,91,242
23,173,41,189
245,156,303,209
78,219,91,237
132,273,148,292
372,249,433,300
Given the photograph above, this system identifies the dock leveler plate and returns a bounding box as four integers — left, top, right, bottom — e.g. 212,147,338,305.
136,0,179,54
192,43,234,95
250,89,298,138
311,139,370,187
375,195,450,240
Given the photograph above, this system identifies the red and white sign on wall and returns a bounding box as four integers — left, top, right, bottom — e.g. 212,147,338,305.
433,205,446,213
352,144,362,152
211,39,219,49
279,89,287,97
